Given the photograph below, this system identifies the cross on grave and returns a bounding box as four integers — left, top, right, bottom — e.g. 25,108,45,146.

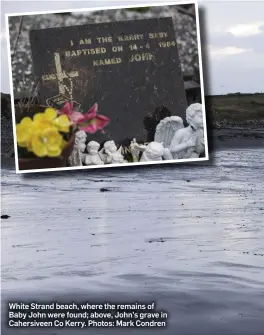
41,52,79,99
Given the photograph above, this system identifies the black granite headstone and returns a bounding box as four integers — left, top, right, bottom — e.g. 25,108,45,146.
30,18,187,145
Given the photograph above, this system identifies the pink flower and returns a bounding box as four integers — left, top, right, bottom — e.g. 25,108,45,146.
58,101,110,134
79,103,110,134
83,103,98,121
59,102,85,124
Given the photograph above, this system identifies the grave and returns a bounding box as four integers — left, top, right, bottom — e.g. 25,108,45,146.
30,17,187,146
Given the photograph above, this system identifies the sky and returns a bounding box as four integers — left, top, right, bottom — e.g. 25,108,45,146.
1,0,264,95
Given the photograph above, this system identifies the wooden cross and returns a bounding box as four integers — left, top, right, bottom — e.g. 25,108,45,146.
42,52,79,98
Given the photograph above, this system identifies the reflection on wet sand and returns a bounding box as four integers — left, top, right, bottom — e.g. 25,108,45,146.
1,149,264,334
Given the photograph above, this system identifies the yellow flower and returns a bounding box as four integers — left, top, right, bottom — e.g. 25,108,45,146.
32,108,57,133
53,115,71,133
31,128,63,157
17,109,71,157
33,108,71,133
16,117,35,147
33,108,57,123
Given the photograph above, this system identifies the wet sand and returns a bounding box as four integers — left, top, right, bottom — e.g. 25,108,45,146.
1,146,264,334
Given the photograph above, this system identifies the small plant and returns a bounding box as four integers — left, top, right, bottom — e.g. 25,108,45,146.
16,102,110,159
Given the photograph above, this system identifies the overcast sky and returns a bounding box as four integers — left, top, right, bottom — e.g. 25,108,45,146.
1,0,264,95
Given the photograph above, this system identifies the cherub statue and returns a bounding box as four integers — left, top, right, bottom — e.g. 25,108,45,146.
100,140,126,164
130,138,165,162
154,103,205,160
75,130,87,152
84,141,104,166
68,130,87,166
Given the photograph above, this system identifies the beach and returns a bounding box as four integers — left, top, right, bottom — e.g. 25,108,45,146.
1,140,264,334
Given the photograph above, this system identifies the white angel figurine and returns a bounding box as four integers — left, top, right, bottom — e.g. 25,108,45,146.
84,141,104,166
154,103,205,160
68,130,87,166
130,139,165,162
75,130,87,152
100,140,126,164
129,138,142,162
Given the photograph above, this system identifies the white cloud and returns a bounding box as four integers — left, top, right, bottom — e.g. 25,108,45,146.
226,22,264,37
207,45,252,58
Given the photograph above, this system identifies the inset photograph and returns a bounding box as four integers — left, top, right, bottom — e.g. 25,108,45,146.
7,1,208,173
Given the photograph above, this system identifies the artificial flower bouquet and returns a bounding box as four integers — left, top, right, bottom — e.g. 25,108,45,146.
16,102,110,170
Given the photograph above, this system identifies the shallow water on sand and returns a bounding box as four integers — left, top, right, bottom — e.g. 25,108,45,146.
1,148,264,334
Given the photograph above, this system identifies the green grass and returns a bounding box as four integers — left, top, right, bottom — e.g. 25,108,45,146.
205,93,264,122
